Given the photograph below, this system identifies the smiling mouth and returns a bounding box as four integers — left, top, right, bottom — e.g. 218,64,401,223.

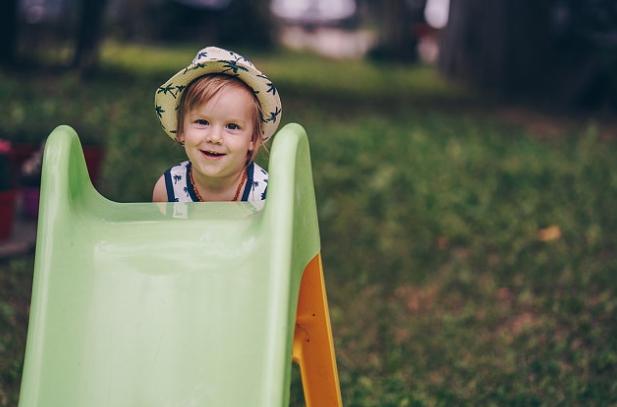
201,150,226,158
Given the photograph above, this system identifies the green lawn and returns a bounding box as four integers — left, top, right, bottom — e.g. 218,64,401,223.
2,42,617,406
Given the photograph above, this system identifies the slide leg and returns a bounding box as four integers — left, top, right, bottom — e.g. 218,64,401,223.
292,255,342,407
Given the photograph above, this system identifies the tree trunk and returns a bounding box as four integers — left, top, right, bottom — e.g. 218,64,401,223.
116,0,149,41
0,0,19,67
370,0,426,62
221,0,276,49
439,0,551,95
72,0,110,73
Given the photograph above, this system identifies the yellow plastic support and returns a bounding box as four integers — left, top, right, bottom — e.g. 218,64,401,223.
293,254,343,406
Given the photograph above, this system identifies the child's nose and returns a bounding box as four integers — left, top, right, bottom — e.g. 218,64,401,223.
206,126,223,144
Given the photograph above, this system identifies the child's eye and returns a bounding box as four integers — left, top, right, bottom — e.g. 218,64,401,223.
195,119,209,126
226,123,240,130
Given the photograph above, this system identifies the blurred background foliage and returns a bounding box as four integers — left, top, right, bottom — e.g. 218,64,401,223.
2,0,617,107
1,0,617,406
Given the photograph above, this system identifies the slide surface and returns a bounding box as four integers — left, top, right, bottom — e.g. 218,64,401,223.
19,123,322,406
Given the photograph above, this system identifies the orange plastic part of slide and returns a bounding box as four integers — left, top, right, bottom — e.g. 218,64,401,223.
293,254,343,407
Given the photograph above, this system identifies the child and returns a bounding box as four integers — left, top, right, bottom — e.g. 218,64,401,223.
152,46,282,203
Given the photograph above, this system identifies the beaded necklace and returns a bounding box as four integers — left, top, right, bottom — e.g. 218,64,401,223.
189,167,246,202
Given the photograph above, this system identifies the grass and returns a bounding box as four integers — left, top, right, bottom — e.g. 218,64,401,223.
2,41,617,406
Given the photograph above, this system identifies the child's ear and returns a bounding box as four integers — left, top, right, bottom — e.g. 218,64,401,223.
250,135,262,150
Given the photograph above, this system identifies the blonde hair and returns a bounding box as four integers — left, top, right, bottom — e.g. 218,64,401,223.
177,74,263,161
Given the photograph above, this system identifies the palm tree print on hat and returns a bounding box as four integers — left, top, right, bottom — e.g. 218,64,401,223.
183,62,207,75
231,51,253,66
227,50,252,65
220,58,249,75
195,50,208,60
155,105,165,119
157,84,185,99
157,84,175,95
264,106,281,123
257,74,277,95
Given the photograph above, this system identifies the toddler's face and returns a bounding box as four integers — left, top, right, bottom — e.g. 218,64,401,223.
178,85,256,184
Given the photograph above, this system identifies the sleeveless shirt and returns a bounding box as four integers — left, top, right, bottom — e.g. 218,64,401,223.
163,161,268,203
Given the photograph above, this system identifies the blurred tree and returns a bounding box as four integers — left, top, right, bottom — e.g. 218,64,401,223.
140,0,275,49
220,0,275,48
439,0,617,108
550,0,617,108
439,0,550,95
0,0,19,67
71,0,110,73
369,0,427,62
114,0,150,41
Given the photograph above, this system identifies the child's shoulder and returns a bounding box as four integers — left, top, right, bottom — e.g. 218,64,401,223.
156,160,192,203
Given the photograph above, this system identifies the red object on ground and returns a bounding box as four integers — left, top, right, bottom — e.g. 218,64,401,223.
0,189,17,241
10,143,104,182
8,143,39,178
21,187,40,219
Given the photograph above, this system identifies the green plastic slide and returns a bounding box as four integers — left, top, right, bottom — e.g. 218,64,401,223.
19,123,324,406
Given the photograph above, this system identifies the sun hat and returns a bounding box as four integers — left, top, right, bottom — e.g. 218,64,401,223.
154,46,282,142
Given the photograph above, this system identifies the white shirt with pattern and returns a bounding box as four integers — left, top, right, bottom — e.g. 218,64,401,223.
163,161,268,204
